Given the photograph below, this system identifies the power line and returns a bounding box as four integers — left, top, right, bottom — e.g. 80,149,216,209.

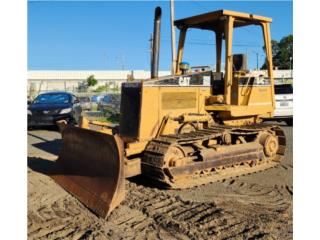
188,0,260,38
183,41,262,48
162,35,262,45
160,37,263,48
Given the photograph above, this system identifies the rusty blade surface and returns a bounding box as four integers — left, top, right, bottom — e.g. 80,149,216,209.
50,125,125,218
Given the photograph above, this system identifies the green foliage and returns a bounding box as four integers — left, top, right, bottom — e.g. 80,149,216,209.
112,84,120,93
107,114,120,123
94,114,119,124
94,85,108,92
87,75,98,87
262,35,293,70
91,104,98,111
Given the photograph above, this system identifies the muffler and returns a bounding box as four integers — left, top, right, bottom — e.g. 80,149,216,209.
151,6,162,79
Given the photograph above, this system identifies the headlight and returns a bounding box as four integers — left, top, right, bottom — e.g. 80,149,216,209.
27,110,32,115
60,108,72,114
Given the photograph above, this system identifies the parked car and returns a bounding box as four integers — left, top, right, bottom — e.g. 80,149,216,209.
78,96,92,111
274,83,293,126
91,95,104,104
264,84,293,126
97,94,121,115
28,92,82,127
90,95,104,109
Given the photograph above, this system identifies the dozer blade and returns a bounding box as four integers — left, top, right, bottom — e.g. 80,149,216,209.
50,125,125,218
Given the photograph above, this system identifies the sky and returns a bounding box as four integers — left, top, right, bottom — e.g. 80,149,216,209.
28,1,293,71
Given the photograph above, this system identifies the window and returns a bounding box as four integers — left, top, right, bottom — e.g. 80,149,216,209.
182,29,216,68
34,93,71,104
275,84,293,94
239,75,270,86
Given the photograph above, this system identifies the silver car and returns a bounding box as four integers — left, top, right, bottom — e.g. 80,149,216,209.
274,84,293,126
97,94,121,115
78,96,92,111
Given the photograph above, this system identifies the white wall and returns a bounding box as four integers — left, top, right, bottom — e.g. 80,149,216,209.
251,69,293,79
27,69,292,96
27,70,171,95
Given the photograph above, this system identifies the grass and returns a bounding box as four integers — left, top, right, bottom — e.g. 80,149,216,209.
94,114,119,124
91,104,98,111
84,109,119,124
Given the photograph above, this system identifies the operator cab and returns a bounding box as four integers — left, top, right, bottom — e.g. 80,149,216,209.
172,9,275,122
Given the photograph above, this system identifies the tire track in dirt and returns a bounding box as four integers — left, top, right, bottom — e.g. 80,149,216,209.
28,168,292,240
28,166,107,240
107,181,292,240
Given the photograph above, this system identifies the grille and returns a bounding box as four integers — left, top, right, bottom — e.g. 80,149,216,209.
119,82,142,139
32,109,60,115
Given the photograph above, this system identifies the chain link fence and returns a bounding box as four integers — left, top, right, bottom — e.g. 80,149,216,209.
27,81,122,123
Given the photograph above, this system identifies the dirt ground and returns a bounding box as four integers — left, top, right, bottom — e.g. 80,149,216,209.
27,123,292,240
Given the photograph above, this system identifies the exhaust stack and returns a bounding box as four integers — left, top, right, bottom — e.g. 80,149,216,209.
151,7,162,79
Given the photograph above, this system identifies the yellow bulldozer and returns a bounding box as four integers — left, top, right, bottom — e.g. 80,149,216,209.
51,8,286,218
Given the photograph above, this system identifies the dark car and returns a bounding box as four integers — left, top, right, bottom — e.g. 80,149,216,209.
28,92,82,127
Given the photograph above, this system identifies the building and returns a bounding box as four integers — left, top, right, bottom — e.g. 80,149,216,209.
27,70,171,97
252,69,293,78
27,69,292,97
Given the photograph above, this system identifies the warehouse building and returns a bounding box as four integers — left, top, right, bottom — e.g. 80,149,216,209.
27,69,292,97
27,70,171,96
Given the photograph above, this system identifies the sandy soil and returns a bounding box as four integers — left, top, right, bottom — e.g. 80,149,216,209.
28,124,292,240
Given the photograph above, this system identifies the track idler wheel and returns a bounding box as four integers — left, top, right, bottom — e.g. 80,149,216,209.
259,133,279,157
164,146,186,167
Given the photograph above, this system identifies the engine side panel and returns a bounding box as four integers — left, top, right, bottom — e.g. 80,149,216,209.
138,86,211,141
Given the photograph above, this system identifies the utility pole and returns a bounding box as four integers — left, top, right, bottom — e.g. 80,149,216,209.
256,52,259,70
170,0,177,74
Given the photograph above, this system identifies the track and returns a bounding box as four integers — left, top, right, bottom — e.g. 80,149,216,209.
142,124,286,188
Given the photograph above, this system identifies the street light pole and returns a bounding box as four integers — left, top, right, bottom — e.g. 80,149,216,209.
251,50,259,70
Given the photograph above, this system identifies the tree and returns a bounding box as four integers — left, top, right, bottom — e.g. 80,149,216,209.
261,35,293,69
87,75,98,87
